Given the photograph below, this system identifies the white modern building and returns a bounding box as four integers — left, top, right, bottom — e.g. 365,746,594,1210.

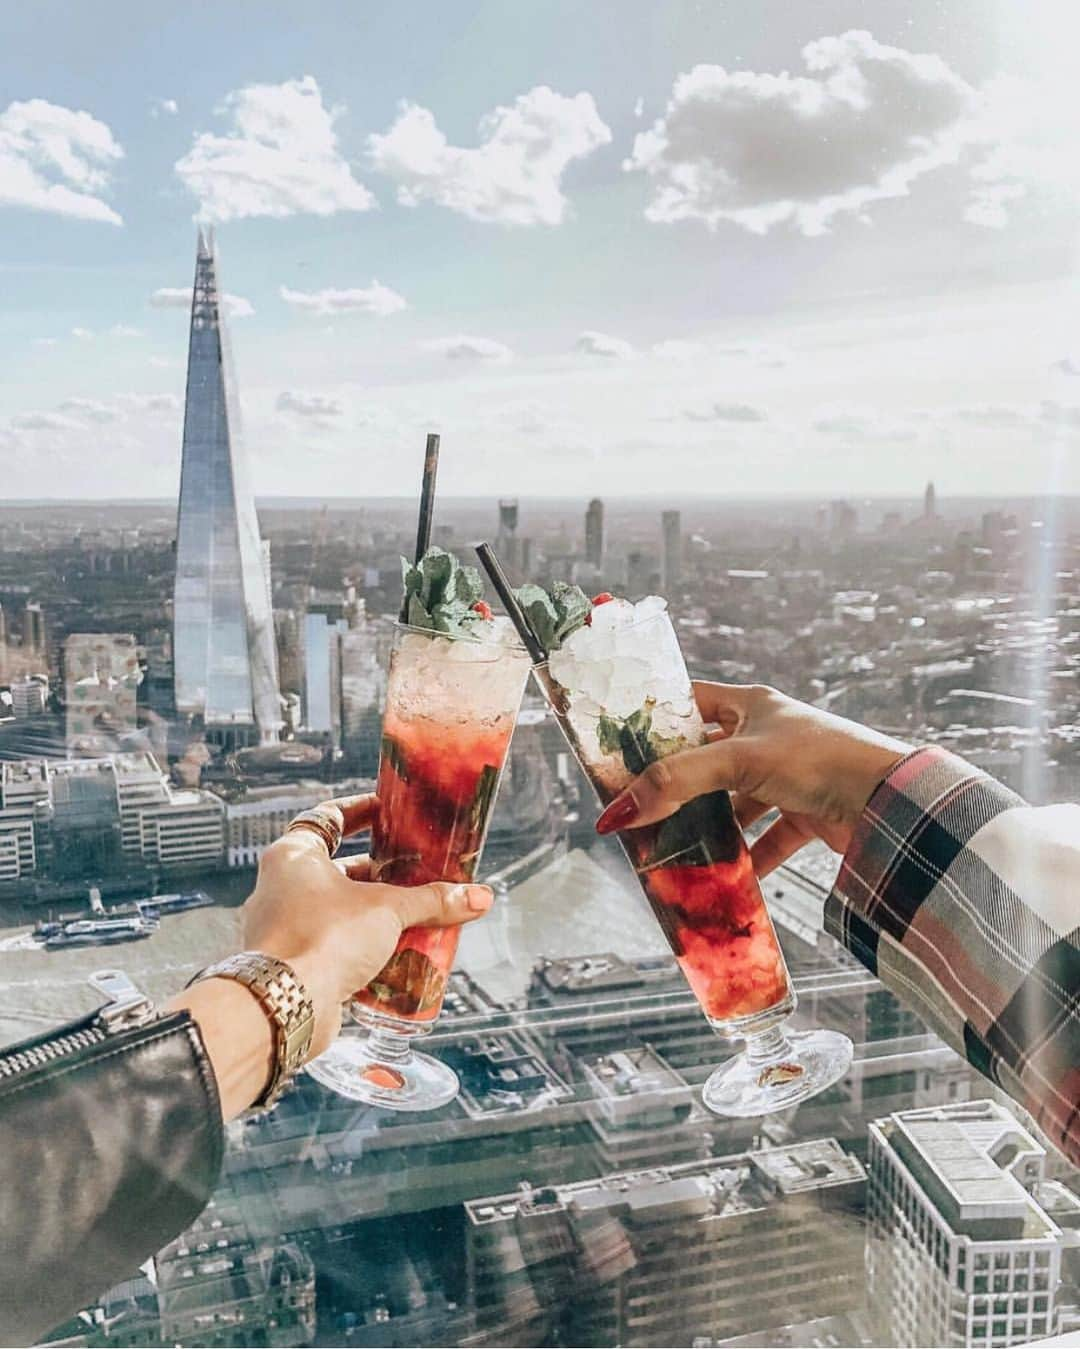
0,752,225,880
10,675,48,719
867,1100,1077,1347
224,785,332,868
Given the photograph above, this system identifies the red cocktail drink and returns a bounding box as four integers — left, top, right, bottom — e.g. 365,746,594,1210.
354,698,519,1021
536,594,851,1116
308,617,529,1110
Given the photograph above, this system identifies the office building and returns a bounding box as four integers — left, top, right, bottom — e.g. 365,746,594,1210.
64,632,141,756
585,497,604,568
0,752,225,880
465,1138,866,1346
156,1182,315,1348
661,509,682,592
9,675,48,719
22,601,46,657
339,622,385,773
925,480,938,521
497,498,520,571
302,601,347,740
173,229,281,744
867,1100,1074,1347
225,785,334,867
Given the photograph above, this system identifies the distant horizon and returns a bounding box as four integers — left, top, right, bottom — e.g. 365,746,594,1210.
0,492,1074,509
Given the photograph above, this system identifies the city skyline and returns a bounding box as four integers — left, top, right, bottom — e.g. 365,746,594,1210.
3,2,1080,499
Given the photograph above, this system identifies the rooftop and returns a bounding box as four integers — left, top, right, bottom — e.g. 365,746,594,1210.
876,1101,1059,1242
466,1137,864,1228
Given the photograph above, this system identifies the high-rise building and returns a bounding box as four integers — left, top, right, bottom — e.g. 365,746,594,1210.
340,621,385,774
173,229,281,745
497,499,520,570
925,479,938,520
867,1100,1074,1348
661,510,682,591
9,675,48,719
465,1138,866,1346
829,499,858,539
585,498,604,568
302,597,348,739
21,602,45,658
64,632,141,756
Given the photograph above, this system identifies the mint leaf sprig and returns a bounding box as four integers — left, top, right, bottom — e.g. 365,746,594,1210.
514,581,591,653
402,546,486,636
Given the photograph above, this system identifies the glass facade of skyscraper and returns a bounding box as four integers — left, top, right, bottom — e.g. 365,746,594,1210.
173,231,281,741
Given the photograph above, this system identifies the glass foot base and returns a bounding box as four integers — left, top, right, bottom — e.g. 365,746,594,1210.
305,1034,460,1112
702,1027,853,1118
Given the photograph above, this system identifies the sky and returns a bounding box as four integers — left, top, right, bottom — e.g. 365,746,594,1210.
3,0,1080,500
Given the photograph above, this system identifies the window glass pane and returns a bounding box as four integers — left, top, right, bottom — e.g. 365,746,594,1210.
5,6,1080,1349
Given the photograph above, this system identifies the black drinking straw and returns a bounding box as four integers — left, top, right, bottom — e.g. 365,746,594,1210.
401,433,441,621
474,542,546,664
414,432,441,563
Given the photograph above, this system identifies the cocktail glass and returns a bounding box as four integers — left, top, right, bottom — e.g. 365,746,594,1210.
306,620,530,1110
536,597,852,1117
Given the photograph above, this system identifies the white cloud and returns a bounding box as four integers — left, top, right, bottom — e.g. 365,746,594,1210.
120,393,181,414
633,96,645,120
109,323,143,338
0,98,123,225
812,406,918,441
422,335,513,363
175,75,376,222
149,286,254,318
369,85,611,225
1052,357,1080,377
685,401,768,423
652,339,706,361
951,403,1032,429
59,397,121,423
33,337,58,347
625,30,985,234
71,326,94,340
11,411,81,431
279,281,406,316
276,390,346,418
150,98,178,119
574,331,635,359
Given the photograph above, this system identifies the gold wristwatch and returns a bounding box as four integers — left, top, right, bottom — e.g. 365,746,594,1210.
188,952,315,1110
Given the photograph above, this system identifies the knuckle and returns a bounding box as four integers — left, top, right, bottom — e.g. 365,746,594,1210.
642,758,674,795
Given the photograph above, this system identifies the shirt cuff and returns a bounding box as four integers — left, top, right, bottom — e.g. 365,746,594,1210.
823,745,1021,975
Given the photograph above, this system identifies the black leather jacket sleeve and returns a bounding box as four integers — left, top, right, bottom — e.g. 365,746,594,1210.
0,1009,224,1347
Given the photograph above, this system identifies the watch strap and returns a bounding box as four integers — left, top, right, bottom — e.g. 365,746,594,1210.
187,952,315,1109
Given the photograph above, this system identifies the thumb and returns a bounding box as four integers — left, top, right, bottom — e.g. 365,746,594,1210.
387,881,494,930
596,738,747,833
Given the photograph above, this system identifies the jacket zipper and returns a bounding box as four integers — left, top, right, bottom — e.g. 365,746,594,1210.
0,969,155,1079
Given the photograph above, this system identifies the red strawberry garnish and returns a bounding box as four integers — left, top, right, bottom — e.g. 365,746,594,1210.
591,592,615,606
470,600,493,621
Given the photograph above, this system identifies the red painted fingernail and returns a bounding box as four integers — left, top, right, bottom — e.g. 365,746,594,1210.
596,793,639,835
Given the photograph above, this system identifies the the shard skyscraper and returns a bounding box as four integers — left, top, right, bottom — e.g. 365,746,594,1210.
173,229,281,744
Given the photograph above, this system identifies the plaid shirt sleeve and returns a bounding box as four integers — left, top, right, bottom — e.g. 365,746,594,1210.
824,745,1080,1168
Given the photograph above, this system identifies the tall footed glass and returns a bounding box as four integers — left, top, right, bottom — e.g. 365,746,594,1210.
306,620,530,1110
537,598,852,1117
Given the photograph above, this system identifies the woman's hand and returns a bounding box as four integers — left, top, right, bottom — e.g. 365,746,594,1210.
171,794,492,1118
243,793,492,1059
596,682,909,877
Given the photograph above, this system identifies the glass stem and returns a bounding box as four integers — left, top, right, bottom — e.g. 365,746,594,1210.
744,1024,792,1066
365,1025,413,1065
